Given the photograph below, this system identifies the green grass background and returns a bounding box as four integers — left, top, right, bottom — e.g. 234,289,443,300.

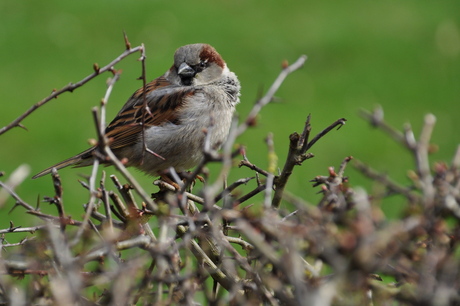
1,1,460,230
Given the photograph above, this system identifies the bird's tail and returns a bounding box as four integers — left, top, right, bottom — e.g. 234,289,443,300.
32,148,94,179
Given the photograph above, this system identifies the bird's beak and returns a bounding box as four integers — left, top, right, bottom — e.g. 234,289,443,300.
178,62,195,78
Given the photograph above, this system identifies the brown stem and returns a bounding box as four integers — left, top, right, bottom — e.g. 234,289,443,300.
0,39,143,135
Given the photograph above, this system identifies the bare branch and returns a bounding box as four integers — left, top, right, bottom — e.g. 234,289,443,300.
353,158,421,203
0,36,143,135
236,55,307,137
0,164,30,208
359,107,408,148
272,116,345,208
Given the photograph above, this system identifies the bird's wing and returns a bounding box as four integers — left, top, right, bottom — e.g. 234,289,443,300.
105,76,195,150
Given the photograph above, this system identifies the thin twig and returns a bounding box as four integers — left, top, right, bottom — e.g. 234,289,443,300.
0,225,49,234
0,164,30,208
416,114,436,206
359,107,408,148
272,116,345,208
0,42,143,135
0,181,35,211
353,159,421,203
304,117,347,152
50,169,66,232
214,177,254,203
235,184,267,206
236,55,308,137
100,171,113,233
239,160,270,177
176,225,241,292
104,147,159,214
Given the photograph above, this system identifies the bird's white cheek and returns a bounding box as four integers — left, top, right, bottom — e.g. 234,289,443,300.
193,73,206,86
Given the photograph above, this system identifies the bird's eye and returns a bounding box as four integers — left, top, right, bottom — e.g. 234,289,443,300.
199,60,207,68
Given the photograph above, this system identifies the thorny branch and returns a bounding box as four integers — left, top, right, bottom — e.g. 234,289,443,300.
236,55,308,137
272,115,346,208
353,159,421,203
0,35,144,136
358,107,441,207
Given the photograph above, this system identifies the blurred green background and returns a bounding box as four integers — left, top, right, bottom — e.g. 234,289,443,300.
1,1,459,229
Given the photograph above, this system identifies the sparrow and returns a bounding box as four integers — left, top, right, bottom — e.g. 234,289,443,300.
32,43,241,179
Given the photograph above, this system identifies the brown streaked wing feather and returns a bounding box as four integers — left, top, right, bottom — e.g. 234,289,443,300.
104,76,195,150
131,76,171,100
